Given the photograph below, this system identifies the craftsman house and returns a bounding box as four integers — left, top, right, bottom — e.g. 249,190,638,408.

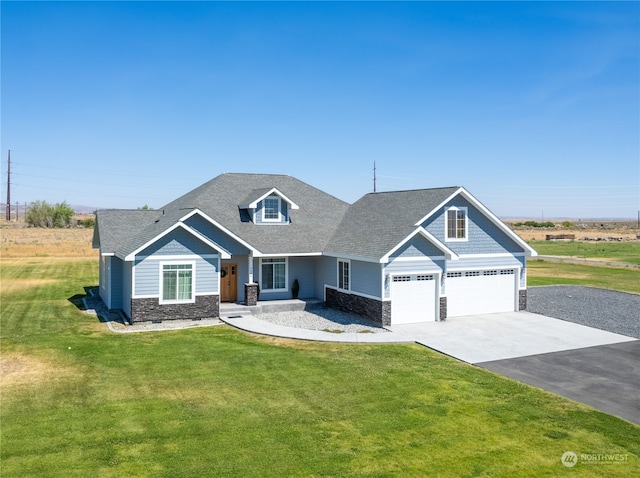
93,173,537,326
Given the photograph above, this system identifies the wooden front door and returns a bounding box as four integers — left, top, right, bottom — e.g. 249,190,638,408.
220,263,238,302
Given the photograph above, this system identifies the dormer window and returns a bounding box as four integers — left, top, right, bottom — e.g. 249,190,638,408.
263,196,281,222
446,207,467,241
239,187,299,225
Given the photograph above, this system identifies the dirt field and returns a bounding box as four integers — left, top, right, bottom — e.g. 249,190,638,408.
505,219,639,242
0,225,97,258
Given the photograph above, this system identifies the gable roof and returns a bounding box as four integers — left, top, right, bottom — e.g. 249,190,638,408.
324,187,460,261
96,173,350,259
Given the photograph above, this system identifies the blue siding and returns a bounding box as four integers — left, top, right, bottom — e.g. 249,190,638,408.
422,196,525,255
315,256,336,299
99,255,109,305
351,260,382,298
289,257,317,299
196,257,219,294
122,261,132,318
139,227,218,257
134,259,159,296
390,234,444,259
111,257,124,309
184,215,250,255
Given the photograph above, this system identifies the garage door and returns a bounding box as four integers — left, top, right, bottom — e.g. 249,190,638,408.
391,274,437,324
446,269,517,317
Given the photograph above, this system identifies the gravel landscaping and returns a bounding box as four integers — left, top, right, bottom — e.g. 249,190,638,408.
256,306,388,334
527,286,640,339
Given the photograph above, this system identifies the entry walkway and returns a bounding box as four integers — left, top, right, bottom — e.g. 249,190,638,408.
222,311,636,363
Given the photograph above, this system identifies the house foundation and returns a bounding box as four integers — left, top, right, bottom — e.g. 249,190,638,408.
325,287,391,327
130,295,220,323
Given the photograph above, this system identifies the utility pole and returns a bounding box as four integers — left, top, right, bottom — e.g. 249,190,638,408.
6,150,10,221
373,161,377,193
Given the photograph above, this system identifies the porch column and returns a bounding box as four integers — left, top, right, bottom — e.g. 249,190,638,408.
248,252,254,283
244,253,258,306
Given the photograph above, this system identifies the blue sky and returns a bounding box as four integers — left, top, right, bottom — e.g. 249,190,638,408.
1,1,638,218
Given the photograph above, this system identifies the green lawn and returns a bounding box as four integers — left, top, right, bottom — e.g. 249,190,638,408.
528,260,640,294
529,240,640,265
1,258,639,477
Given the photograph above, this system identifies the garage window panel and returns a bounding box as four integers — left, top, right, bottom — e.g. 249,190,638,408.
393,275,411,282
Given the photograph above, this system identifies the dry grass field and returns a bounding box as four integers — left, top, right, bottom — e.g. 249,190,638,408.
0,225,97,258
506,219,639,242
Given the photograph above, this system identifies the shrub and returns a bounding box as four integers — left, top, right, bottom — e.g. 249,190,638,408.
26,200,75,228
78,217,95,228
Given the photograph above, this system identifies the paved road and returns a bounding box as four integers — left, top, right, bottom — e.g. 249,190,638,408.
479,341,640,424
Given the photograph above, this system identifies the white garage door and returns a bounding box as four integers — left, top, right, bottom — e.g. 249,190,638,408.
391,274,437,325
446,269,517,317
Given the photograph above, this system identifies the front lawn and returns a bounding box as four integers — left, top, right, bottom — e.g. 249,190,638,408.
1,257,639,477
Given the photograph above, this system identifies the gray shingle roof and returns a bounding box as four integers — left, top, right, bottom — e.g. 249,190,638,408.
96,173,350,258
94,174,461,261
93,209,159,254
324,187,459,260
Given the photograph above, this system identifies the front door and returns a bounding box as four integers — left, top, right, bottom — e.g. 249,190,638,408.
220,263,238,302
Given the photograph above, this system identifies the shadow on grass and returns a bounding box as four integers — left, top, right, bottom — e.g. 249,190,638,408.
67,286,123,324
67,286,96,311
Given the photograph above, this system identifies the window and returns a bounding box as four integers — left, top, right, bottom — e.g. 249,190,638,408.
338,259,350,290
161,263,193,303
263,196,280,221
261,258,286,290
446,207,467,241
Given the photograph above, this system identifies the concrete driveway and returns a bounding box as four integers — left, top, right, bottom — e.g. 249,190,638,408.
479,341,640,424
387,311,636,364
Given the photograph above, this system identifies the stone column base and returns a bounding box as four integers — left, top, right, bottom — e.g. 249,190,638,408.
439,297,447,321
245,283,259,306
519,289,527,310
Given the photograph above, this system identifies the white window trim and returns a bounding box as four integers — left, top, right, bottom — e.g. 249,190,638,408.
259,257,288,292
445,206,468,242
337,259,351,291
262,196,282,222
159,261,196,305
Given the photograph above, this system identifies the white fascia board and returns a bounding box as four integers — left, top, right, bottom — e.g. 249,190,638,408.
322,252,381,264
257,252,322,258
179,209,261,256
124,222,231,261
380,227,459,264
456,188,538,257
101,252,115,257
242,187,300,210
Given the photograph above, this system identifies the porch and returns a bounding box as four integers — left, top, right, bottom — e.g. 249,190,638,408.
219,298,324,318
